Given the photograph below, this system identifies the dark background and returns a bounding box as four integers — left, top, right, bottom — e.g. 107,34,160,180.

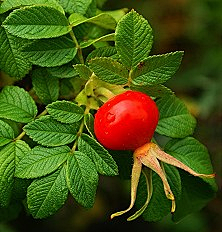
1,0,222,231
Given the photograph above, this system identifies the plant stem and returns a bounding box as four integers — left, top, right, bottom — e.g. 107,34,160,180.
69,30,84,64
71,106,90,153
14,109,48,141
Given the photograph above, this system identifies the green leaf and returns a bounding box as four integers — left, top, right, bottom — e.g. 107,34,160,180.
47,100,84,124
89,57,128,85
32,68,59,105
58,0,93,15
103,8,128,22
0,140,31,207
80,33,115,48
3,6,71,39
156,95,196,138
69,13,117,30
0,22,32,79
131,52,184,86
0,119,14,147
131,84,174,98
78,133,118,176
115,9,153,69
74,64,92,80
84,113,95,137
66,151,98,208
24,116,79,146
0,0,65,14
23,36,77,67
47,63,78,79
27,166,68,219
137,164,181,222
164,137,217,221
0,86,38,123
86,46,117,63
16,145,70,179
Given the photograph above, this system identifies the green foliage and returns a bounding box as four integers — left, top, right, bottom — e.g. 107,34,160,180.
0,86,37,123
0,0,217,224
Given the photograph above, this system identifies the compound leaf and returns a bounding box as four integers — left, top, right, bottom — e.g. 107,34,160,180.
0,20,32,79
0,0,64,14
89,57,128,85
164,137,217,221
0,119,15,147
78,133,118,176
24,116,79,146
58,0,93,15
47,100,84,124
23,36,77,67
74,64,92,80
86,46,117,63
32,68,59,105
156,95,196,138
16,145,70,179
0,140,31,207
66,151,98,208
115,9,153,69
0,86,37,123
3,6,71,39
27,166,68,219
132,52,184,86
69,13,117,30
80,33,115,48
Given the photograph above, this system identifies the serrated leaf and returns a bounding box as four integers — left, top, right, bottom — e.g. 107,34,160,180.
131,84,174,98
0,119,14,146
23,36,77,67
78,133,118,176
0,22,32,79
164,137,217,221
32,68,59,105
86,46,117,63
69,13,117,30
16,145,70,179
80,33,115,48
58,0,93,15
0,140,31,207
66,151,98,208
3,6,71,39
24,116,79,146
136,164,181,222
84,113,95,137
156,95,196,138
47,100,84,123
115,9,153,69
0,86,38,123
74,64,92,80
0,0,64,14
89,57,128,84
27,166,68,219
131,52,184,86
47,63,78,78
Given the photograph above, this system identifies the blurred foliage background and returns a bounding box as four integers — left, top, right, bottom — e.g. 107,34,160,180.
0,0,221,231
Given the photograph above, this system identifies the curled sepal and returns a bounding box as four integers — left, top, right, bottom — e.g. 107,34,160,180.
127,168,153,221
110,155,142,219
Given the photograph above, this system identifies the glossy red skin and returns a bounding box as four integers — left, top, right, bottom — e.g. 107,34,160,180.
94,90,159,151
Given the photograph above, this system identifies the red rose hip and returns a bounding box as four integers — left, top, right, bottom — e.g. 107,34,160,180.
94,90,159,151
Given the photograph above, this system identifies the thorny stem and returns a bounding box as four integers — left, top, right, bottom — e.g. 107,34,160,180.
69,30,84,64
14,108,48,141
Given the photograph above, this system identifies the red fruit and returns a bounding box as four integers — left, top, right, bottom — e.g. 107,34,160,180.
94,90,159,151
